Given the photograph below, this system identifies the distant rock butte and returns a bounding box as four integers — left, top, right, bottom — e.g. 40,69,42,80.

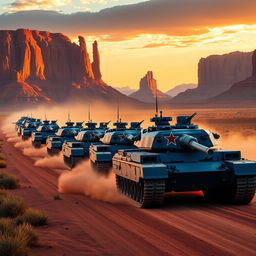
0,29,136,105
171,51,252,103
130,71,171,103
209,50,256,103
165,83,197,97
114,86,136,96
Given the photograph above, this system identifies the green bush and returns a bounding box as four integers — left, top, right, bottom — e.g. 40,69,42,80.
0,195,26,218
0,171,19,189
16,208,47,226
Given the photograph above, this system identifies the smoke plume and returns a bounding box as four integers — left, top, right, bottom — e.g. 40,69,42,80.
35,155,68,170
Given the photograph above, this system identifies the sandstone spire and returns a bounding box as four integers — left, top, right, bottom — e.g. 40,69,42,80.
92,40,102,80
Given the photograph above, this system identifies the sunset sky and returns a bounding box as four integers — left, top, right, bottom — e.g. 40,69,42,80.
1,0,256,91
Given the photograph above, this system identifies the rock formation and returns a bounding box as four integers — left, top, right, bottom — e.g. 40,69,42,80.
171,51,252,103
209,50,256,103
0,29,136,106
130,71,170,103
165,83,197,97
114,86,136,96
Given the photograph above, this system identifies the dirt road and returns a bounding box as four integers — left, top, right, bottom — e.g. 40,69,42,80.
1,131,255,256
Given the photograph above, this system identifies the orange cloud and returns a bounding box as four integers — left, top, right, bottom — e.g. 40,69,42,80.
4,0,71,12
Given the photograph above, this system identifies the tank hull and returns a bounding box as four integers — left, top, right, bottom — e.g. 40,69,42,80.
112,150,256,208
63,155,87,169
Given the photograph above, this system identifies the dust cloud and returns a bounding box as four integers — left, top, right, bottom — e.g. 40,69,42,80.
23,147,48,158
58,161,130,205
35,155,68,170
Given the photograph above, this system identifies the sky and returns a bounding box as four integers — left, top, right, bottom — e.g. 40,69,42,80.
0,0,256,92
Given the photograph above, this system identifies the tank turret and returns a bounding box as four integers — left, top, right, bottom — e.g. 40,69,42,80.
89,117,142,173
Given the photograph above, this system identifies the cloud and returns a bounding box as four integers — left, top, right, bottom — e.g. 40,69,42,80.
4,0,71,12
80,0,118,5
0,0,256,40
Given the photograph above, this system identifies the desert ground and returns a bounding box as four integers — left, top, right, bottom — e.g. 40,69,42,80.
0,108,255,256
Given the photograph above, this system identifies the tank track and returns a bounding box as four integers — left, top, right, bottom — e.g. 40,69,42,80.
231,176,256,204
204,176,256,205
116,175,165,208
47,147,60,156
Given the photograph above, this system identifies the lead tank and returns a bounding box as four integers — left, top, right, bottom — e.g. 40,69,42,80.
62,121,110,168
113,111,256,208
46,121,83,155
89,120,143,172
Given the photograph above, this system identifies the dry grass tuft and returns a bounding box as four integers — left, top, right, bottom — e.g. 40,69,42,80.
0,195,26,218
16,208,47,227
0,171,19,189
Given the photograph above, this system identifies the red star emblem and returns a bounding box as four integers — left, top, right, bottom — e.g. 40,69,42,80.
165,133,179,145
119,134,125,140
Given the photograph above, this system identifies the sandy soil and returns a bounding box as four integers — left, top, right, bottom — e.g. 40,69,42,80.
0,128,255,256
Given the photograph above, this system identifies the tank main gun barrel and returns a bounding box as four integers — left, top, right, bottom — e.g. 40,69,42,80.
179,135,213,155
126,134,141,142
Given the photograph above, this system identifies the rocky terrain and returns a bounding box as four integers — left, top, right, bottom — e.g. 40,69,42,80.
171,51,252,103
209,50,256,103
0,29,137,106
130,71,170,103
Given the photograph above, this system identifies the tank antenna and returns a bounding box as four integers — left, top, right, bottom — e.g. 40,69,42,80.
88,104,91,122
155,82,159,116
44,113,47,121
68,113,71,122
117,103,120,122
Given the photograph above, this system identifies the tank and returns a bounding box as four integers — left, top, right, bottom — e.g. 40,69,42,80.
46,121,83,156
113,111,256,208
16,117,34,136
14,116,29,132
62,121,110,168
89,120,143,172
31,120,59,148
20,119,42,140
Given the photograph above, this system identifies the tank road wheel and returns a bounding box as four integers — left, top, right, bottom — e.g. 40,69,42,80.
115,175,165,208
140,180,166,208
204,176,256,205
32,141,41,148
22,135,29,141
225,176,256,205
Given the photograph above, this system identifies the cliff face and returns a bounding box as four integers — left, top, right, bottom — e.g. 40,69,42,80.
209,50,256,103
171,51,252,103
130,71,170,103
0,29,134,105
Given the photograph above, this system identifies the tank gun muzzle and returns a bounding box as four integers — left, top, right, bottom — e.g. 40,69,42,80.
179,135,213,155
126,134,141,142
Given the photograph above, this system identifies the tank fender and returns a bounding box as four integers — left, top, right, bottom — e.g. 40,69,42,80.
112,161,168,182
225,160,256,176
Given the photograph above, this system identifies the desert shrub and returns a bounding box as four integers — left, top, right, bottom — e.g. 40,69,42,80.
0,190,7,198
0,153,5,160
0,232,29,256
0,171,19,189
53,194,62,200
0,195,26,218
16,208,47,226
0,218,14,236
0,160,6,168
15,223,39,246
